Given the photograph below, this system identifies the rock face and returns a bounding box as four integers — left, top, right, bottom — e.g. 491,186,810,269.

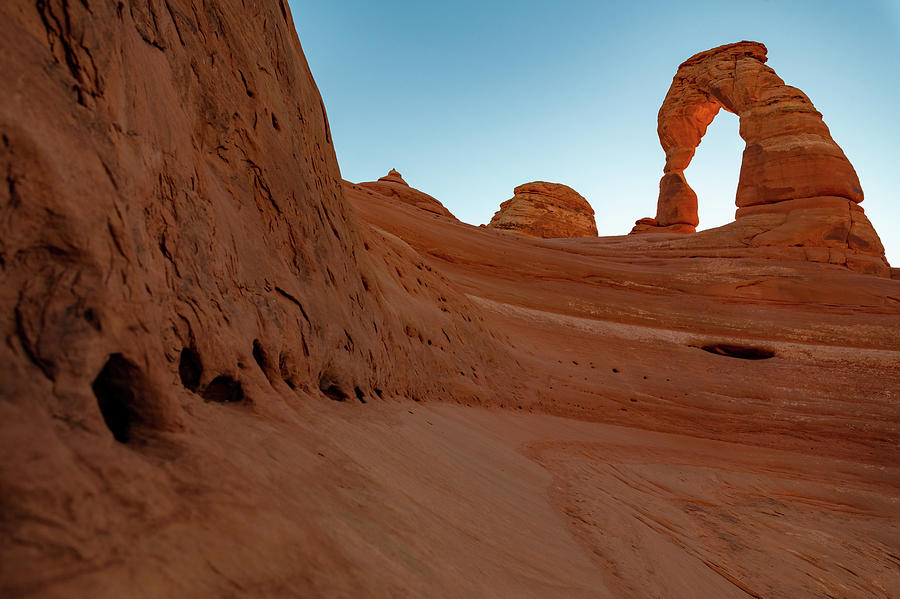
631,41,888,276
357,169,456,218
0,1,519,594
487,182,598,238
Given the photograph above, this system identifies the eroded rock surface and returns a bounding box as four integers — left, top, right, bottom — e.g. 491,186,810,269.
632,41,888,276
0,1,519,594
2,9,899,599
356,169,456,218
487,181,598,239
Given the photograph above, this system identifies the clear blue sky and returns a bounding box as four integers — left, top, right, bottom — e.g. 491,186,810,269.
289,0,899,265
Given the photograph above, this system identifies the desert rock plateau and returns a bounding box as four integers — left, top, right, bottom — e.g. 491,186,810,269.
1,2,898,598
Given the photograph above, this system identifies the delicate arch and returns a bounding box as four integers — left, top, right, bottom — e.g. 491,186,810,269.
633,41,863,234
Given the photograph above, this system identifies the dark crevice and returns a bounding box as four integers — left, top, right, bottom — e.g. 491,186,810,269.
36,0,103,103
163,0,185,46
300,334,309,357
274,286,310,324
238,69,255,97
699,344,775,360
6,166,18,207
343,330,354,352
178,347,202,391
354,386,366,403
252,339,267,373
319,97,331,143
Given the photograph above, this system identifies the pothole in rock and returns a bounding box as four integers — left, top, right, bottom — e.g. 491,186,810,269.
202,376,245,403
92,354,159,443
698,344,775,360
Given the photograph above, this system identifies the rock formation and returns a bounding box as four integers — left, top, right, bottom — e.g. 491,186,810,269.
356,169,456,218
378,168,408,185
2,8,899,598
631,41,888,276
0,1,519,593
487,181,598,238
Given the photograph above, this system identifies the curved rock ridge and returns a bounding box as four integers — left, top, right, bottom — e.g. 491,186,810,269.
357,169,456,218
631,41,889,276
487,181,598,239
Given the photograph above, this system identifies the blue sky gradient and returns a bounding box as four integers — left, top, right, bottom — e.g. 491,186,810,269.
289,0,899,264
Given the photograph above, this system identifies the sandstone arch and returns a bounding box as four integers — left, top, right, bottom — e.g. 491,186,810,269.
634,41,863,233
630,41,888,276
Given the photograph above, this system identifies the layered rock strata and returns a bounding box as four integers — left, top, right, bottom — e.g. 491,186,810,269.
487,181,598,238
631,41,888,275
356,169,456,218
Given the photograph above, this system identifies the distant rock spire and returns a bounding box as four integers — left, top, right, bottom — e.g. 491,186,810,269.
377,169,408,186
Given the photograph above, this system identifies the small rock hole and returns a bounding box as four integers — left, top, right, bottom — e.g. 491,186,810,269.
319,371,349,401
699,344,775,360
202,376,244,403
92,354,142,443
354,386,366,403
322,385,348,401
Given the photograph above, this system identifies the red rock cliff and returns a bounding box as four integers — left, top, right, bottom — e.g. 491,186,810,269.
0,1,520,592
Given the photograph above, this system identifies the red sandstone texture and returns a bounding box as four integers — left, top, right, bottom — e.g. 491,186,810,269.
632,41,888,277
487,181,598,238
1,5,898,598
354,168,456,218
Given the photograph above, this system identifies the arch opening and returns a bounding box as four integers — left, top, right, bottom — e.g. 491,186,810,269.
681,110,743,231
